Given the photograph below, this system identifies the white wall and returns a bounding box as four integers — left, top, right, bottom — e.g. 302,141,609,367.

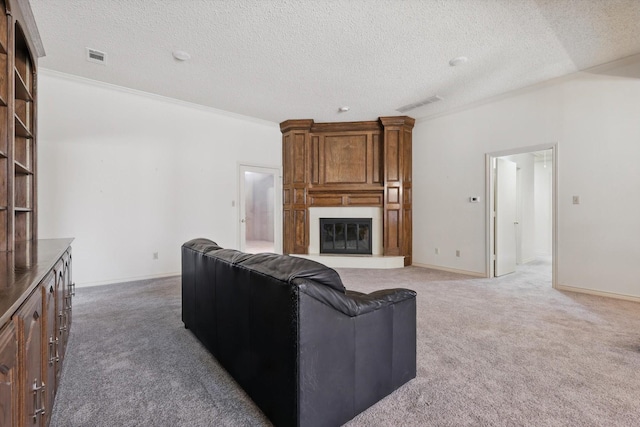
37,71,281,286
413,66,640,298
503,153,536,264
534,157,553,256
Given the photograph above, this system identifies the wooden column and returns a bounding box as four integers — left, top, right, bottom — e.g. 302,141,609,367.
380,117,414,266
280,120,313,255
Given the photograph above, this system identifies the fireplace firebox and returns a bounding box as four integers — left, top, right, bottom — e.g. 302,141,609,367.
320,218,372,255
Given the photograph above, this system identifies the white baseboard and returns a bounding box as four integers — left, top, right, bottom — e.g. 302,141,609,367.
412,263,486,278
77,272,180,288
555,283,640,303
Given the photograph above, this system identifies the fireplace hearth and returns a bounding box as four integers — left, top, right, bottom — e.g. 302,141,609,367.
320,218,372,255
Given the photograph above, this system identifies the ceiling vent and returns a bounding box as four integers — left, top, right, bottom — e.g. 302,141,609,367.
396,95,443,113
86,48,107,65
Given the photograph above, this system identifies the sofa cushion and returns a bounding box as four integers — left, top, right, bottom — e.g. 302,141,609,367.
235,253,346,294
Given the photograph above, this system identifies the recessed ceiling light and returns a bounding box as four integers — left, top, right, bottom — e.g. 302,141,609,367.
338,106,350,113
172,50,191,61
449,56,468,67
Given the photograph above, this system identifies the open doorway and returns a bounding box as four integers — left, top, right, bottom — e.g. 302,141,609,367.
486,145,556,285
238,164,282,254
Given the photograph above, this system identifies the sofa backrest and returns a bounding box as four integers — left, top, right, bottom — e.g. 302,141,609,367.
183,238,346,294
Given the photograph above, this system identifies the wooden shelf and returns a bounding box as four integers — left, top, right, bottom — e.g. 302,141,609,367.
14,160,32,175
14,68,32,101
14,115,32,139
1,0,42,252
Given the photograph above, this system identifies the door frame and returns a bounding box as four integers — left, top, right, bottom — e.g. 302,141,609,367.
485,143,558,287
238,163,283,254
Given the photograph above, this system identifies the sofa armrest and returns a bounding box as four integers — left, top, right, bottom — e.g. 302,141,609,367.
294,278,415,317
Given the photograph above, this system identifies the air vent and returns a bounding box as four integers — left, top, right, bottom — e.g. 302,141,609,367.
396,95,443,113
86,48,107,65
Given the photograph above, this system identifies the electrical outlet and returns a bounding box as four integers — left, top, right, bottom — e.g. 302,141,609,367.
435,248,439,255
153,252,159,260
456,250,461,257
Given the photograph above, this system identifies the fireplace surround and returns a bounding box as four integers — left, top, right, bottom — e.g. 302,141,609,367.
281,116,414,265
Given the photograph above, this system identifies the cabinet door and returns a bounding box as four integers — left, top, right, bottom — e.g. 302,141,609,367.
42,272,57,426
16,289,45,427
0,322,18,427
55,268,68,364
63,251,72,331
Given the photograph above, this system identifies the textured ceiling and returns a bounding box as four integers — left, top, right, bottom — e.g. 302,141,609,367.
29,0,640,123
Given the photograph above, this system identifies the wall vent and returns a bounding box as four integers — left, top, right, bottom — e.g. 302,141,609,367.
86,48,107,64
396,95,443,113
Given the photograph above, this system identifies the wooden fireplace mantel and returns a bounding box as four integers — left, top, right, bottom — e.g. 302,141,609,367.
280,116,414,266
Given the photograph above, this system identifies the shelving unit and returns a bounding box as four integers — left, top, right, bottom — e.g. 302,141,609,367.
0,4,71,427
0,0,41,251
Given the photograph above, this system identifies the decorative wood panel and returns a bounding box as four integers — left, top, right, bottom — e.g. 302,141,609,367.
292,133,306,184
372,134,381,184
309,194,344,206
324,135,367,184
387,187,399,204
403,208,412,266
385,130,400,182
282,135,291,185
293,209,307,253
311,136,319,184
308,192,384,207
283,209,292,254
293,187,306,205
385,209,400,255
281,117,413,263
347,194,383,206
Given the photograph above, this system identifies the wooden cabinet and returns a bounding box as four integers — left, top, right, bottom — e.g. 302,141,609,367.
0,0,44,252
280,117,414,265
0,240,74,427
0,322,18,427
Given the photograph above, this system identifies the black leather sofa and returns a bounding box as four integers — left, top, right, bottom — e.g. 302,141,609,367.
182,238,416,427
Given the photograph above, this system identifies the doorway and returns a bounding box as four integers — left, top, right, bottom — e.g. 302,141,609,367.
238,164,282,254
486,145,556,284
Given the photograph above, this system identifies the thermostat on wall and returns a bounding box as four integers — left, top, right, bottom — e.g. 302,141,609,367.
469,197,480,203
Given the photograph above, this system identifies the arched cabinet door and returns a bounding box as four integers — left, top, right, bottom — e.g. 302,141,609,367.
0,322,19,427
16,288,45,427
42,271,58,426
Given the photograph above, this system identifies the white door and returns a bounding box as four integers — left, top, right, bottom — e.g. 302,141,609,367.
239,165,282,254
495,158,517,276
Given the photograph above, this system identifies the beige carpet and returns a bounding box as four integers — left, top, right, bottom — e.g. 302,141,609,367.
51,259,640,426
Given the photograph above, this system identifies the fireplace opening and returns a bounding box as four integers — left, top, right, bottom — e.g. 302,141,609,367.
320,218,372,255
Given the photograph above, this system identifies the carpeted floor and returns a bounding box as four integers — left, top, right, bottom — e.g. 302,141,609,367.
51,259,640,426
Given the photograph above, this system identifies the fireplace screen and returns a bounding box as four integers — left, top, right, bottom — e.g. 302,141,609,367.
320,218,372,255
